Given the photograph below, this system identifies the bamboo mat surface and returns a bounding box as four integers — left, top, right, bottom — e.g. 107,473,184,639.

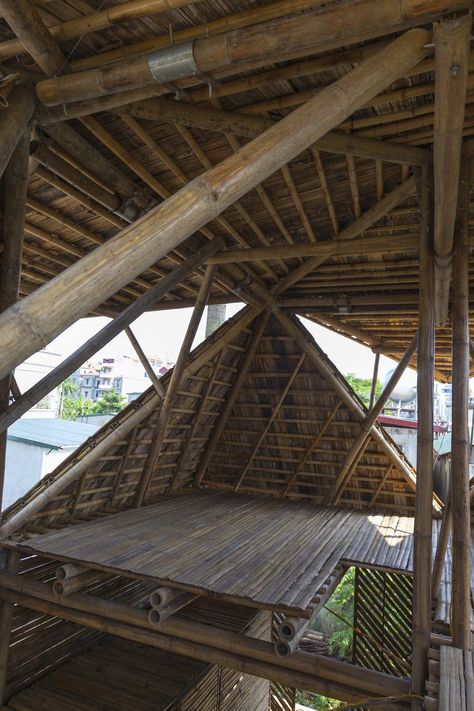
7,491,448,614
438,645,474,711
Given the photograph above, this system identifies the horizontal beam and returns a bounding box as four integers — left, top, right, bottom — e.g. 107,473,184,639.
0,572,410,703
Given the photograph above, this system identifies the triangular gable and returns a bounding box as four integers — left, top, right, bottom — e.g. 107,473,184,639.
0,306,424,540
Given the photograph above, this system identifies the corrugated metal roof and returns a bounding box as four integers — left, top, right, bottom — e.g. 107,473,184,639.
7,418,99,450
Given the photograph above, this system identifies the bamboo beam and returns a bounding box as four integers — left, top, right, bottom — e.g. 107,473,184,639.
0,0,67,76
0,551,18,704
324,334,418,505
369,354,380,410
411,166,435,698
0,239,222,435
109,97,432,166
433,13,471,326
235,352,306,491
432,489,451,602
125,327,165,400
194,309,272,486
0,84,35,179
0,125,30,512
0,573,409,703
450,157,471,650
37,0,470,86
0,30,430,382
134,264,217,504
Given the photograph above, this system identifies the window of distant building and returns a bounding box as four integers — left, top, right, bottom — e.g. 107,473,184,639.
84,390,89,398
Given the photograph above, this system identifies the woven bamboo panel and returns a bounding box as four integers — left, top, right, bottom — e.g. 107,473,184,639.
353,567,413,678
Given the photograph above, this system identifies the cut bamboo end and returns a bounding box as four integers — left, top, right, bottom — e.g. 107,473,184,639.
55,563,87,580
150,587,175,608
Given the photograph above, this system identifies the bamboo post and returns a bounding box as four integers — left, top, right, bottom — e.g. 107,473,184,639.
411,165,435,698
0,85,35,179
134,264,218,505
0,550,19,704
324,333,418,505
450,157,471,650
0,0,68,76
369,353,380,409
194,308,272,486
0,29,430,382
433,12,471,326
125,327,165,400
0,238,223,435
0,124,30,511
432,489,451,602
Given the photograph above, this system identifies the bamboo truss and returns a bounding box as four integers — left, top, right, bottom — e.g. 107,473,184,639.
0,1,473,706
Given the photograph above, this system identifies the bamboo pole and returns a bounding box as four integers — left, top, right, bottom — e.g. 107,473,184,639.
0,572,409,702
450,157,471,650
0,125,30,512
432,489,451,602
369,354,380,409
35,4,440,106
0,0,67,76
134,264,217,505
433,13,471,326
0,30,430,382
0,239,222,435
0,84,35,179
0,551,18,704
411,165,435,698
38,0,470,78
324,334,418,505
125,327,165,400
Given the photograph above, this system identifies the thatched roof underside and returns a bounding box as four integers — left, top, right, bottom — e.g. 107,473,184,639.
1,309,421,538
0,1,473,380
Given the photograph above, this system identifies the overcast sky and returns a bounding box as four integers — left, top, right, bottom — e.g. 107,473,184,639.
45,303,414,387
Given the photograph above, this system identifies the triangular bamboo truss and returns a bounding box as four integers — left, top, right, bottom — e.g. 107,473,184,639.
1,307,423,539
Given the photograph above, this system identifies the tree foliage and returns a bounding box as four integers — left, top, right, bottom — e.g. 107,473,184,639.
59,385,127,421
93,389,127,414
344,373,381,408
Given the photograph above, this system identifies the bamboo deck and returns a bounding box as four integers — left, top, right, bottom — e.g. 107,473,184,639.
3,491,448,616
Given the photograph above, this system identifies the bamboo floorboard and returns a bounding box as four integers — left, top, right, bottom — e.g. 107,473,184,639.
438,645,474,711
2,491,451,615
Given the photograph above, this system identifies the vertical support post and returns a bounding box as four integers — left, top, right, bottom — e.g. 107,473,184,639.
134,264,218,504
369,352,380,410
0,125,31,511
0,549,19,703
411,165,435,697
451,157,471,650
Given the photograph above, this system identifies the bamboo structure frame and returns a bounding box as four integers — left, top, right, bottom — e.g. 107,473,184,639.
0,1,472,706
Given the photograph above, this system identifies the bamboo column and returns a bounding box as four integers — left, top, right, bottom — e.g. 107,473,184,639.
0,238,222,435
0,125,31,511
324,333,418,505
0,550,19,703
0,85,35,179
411,166,435,698
134,264,218,505
369,353,380,409
433,12,471,326
0,29,430,383
450,157,471,650
431,488,451,602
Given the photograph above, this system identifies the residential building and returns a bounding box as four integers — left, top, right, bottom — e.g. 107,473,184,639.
78,354,171,403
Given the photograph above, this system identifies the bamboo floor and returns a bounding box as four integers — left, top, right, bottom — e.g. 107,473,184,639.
2,491,450,616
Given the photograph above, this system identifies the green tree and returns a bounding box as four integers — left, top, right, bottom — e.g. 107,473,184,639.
344,373,381,408
92,388,127,414
295,690,344,710
60,396,95,421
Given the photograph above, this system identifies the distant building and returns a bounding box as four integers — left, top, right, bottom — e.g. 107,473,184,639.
77,354,172,403
3,418,98,511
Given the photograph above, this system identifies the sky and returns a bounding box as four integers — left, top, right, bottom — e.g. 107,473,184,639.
45,303,417,388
